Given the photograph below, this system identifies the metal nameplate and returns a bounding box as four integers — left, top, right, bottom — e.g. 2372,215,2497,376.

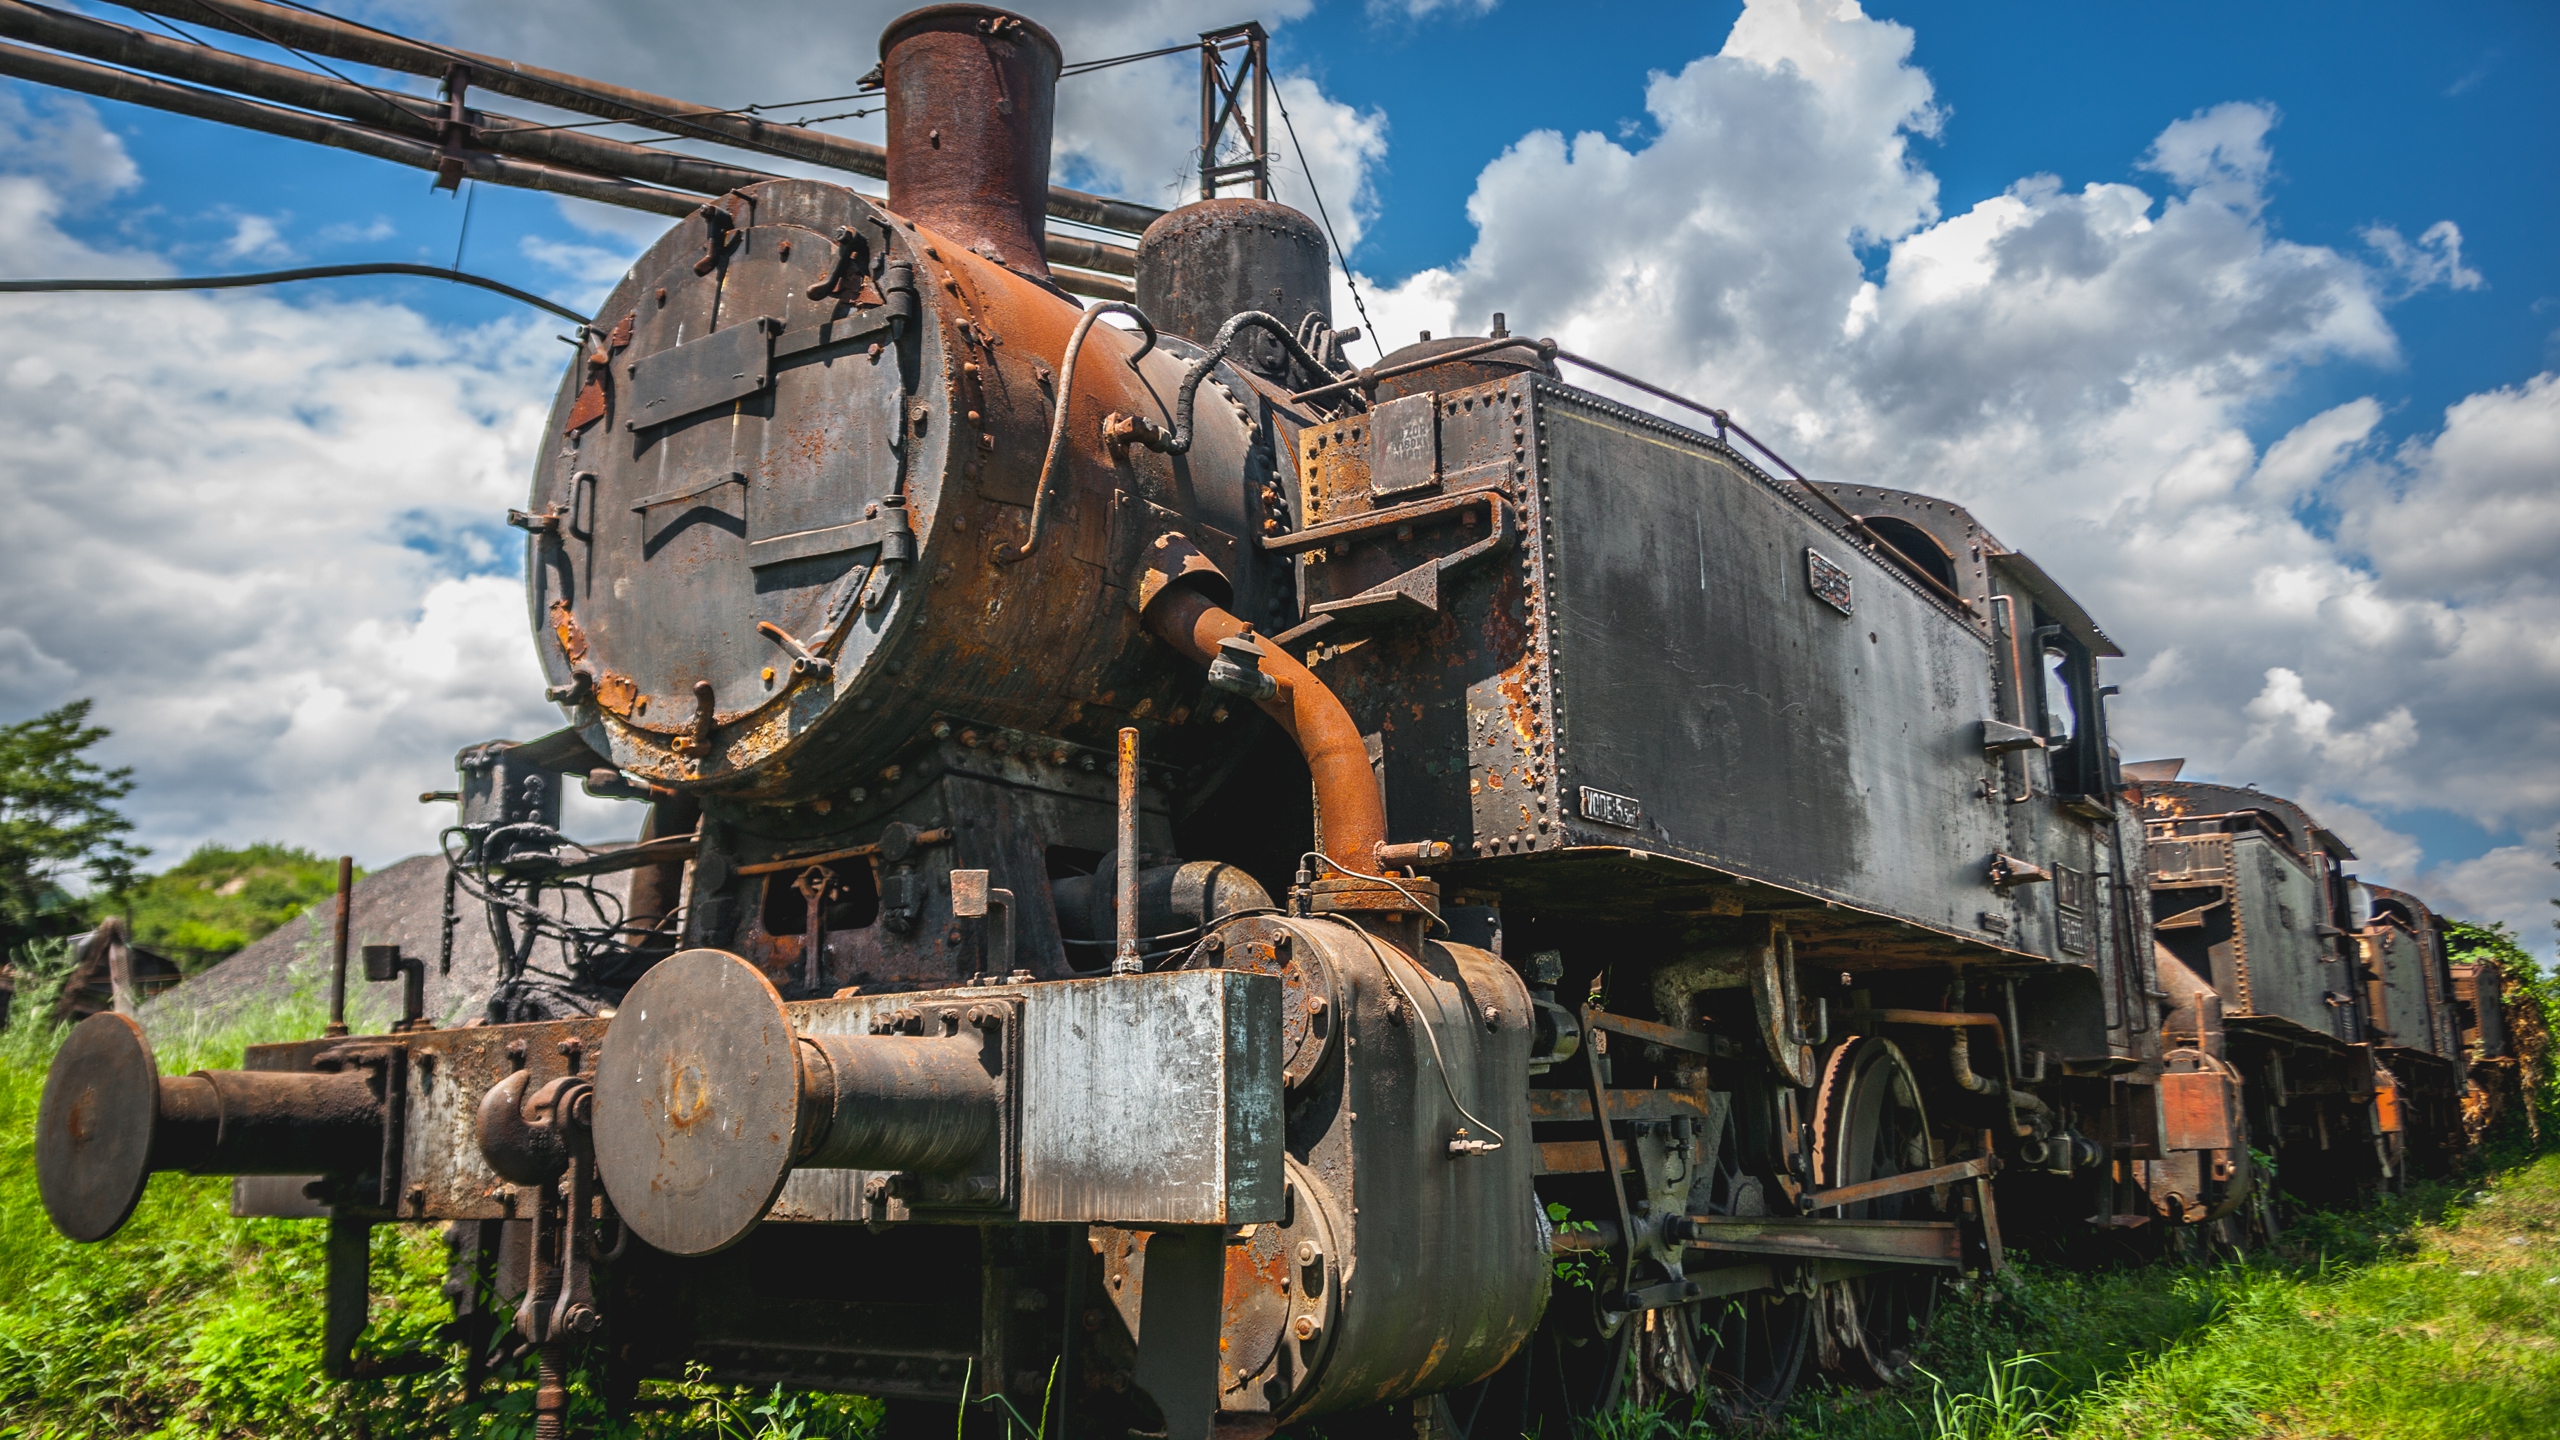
1806,548,1854,615
624,319,776,431
1368,391,1440,498
1579,786,1643,829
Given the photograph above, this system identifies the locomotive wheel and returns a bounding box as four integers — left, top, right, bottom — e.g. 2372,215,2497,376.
1684,1100,1814,1420
1811,1036,1943,1385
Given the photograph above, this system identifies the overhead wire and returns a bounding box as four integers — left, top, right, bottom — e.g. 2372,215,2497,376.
1268,70,1382,361
0,263,590,323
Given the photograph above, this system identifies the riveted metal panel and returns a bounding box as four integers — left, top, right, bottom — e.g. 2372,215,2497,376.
1533,387,2009,938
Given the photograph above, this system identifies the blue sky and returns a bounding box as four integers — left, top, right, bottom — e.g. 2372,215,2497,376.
4,0,2555,941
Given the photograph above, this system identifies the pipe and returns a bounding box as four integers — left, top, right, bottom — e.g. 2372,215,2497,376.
622,792,701,943
795,1033,1003,1173
1115,728,1142,975
326,855,352,1037
0,39,701,217
1949,972,2043,1136
117,0,1164,234
0,7,1143,282
0,1,764,192
1142,586,1385,876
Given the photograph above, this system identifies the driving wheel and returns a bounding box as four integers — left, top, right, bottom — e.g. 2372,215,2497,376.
1812,1035,1945,1384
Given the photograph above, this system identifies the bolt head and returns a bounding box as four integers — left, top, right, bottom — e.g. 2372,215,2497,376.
1292,1315,1319,1341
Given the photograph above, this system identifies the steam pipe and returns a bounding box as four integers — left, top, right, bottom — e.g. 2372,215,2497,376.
1142,586,1386,876
1949,972,2044,1137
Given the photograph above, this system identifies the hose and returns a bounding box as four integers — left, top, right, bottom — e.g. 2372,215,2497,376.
1160,310,1337,454
995,300,1155,564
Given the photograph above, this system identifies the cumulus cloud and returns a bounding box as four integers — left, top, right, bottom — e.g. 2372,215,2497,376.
1370,0,1500,19
2365,219,2484,296
1352,0,2551,938
0,88,592,866
3,3,2550,952
215,212,293,263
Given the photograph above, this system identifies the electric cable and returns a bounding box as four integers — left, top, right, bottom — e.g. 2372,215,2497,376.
1296,851,1502,1151
1270,75,1381,361
0,262,589,323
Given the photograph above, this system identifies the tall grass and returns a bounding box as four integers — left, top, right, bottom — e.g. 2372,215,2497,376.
0,960,882,1438
1756,1155,2560,1440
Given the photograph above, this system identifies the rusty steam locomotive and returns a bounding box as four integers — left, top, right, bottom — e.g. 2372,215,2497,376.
32,7,2510,1437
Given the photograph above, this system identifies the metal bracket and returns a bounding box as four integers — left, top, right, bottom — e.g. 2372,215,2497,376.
1979,719,2045,756
1989,853,2053,888
1272,492,1513,629
631,470,746,514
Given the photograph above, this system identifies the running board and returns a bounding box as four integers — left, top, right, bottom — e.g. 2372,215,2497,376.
1671,1216,1964,1268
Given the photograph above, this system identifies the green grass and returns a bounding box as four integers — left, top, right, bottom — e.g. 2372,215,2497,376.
9,962,2556,1438
1764,1154,2560,1440
0,970,883,1438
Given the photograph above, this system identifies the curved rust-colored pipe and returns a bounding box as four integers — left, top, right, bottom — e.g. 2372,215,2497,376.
1143,585,1384,877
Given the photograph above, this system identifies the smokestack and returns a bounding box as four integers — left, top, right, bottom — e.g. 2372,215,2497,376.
880,5,1061,280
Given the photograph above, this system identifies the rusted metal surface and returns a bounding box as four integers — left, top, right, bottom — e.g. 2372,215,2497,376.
30,6,2509,1432
590,950,805,1256
34,1013,161,1242
881,5,1060,280
1806,1155,1992,1213
1673,1217,1963,1267
1143,585,1385,875
526,176,1269,805
1135,199,1329,374
36,1012,395,1241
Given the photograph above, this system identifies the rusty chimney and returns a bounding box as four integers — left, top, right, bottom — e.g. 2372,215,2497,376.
880,5,1061,280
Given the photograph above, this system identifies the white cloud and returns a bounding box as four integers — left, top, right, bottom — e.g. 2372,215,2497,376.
2240,668,2418,771
319,216,398,245
1370,0,1499,18
1352,0,2551,937
215,212,293,263
2,3,2549,955
0,94,576,867
2421,843,2559,962
519,233,644,303
2364,219,2484,296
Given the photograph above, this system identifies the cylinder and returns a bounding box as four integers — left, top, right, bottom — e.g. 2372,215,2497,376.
797,1031,1002,1172
880,4,1061,278
1134,198,1330,378
150,1068,383,1174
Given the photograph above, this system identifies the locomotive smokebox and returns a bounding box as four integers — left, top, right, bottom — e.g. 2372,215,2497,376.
881,4,1061,278
1136,197,1331,378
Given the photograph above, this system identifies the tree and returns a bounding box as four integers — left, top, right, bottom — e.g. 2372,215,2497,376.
126,842,347,972
0,700,144,956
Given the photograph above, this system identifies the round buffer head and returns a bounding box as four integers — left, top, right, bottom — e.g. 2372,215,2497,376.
37,1011,161,1243
592,949,804,1257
